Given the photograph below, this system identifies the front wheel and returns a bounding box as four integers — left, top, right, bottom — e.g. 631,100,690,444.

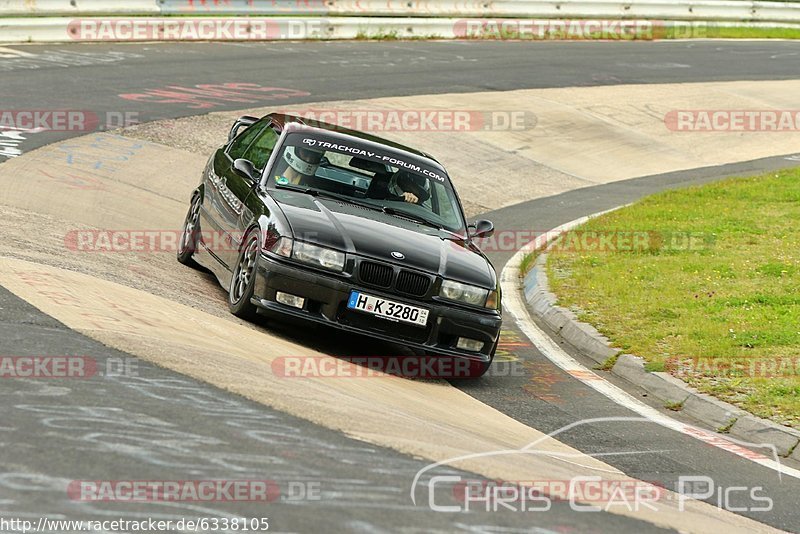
463,355,493,379
427,341,497,379
462,340,498,379
228,229,261,320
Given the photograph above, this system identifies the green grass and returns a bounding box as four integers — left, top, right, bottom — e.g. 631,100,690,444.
546,169,800,427
355,29,401,41
354,29,443,41
595,354,620,372
454,24,800,41
718,418,737,434
697,26,800,40
664,400,685,412
519,251,538,277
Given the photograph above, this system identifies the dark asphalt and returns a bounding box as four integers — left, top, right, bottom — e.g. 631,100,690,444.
3,40,800,158
0,288,672,533
2,40,800,532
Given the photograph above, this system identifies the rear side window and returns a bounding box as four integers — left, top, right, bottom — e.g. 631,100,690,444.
228,121,266,160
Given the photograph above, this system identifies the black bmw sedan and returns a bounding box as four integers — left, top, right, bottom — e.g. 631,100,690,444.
178,113,501,377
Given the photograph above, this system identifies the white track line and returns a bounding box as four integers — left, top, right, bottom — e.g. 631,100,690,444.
501,213,800,481
0,46,36,58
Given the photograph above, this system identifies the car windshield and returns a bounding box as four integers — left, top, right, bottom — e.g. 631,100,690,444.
266,132,467,234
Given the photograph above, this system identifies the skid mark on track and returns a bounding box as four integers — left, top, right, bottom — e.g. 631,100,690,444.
0,49,143,72
119,84,311,110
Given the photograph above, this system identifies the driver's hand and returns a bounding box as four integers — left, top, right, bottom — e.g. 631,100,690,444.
402,192,419,204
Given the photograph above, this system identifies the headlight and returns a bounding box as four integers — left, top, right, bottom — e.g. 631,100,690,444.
270,236,293,258
292,241,346,272
439,280,489,307
267,237,345,272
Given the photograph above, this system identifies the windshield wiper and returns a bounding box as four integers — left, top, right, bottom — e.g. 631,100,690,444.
382,207,443,230
275,184,382,211
274,183,325,196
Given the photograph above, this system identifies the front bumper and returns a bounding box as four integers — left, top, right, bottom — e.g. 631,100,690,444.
252,254,502,363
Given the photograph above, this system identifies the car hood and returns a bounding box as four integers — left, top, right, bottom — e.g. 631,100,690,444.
272,191,496,288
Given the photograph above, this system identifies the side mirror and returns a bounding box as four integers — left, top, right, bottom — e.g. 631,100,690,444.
233,158,258,183
469,219,494,239
228,115,259,142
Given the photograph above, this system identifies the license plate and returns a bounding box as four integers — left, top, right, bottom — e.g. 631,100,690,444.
347,291,429,327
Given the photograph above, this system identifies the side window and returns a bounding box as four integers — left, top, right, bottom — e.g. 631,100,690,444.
433,182,456,221
228,122,266,160
245,127,279,171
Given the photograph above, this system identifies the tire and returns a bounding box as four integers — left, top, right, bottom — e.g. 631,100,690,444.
177,193,202,268
228,229,261,320
465,358,492,379
426,340,497,379
461,340,498,379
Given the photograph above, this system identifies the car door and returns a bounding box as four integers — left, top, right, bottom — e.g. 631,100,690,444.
200,119,267,268
237,124,282,247
220,122,280,267
201,119,266,267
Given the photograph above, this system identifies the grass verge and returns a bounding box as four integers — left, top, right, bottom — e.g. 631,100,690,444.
519,250,538,278
546,168,800,427
702,26,800,39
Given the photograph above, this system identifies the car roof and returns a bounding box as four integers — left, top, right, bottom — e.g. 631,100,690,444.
266,112,441,166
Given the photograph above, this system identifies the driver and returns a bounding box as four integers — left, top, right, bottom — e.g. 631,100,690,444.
276,146,323,185
387,171,430,205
